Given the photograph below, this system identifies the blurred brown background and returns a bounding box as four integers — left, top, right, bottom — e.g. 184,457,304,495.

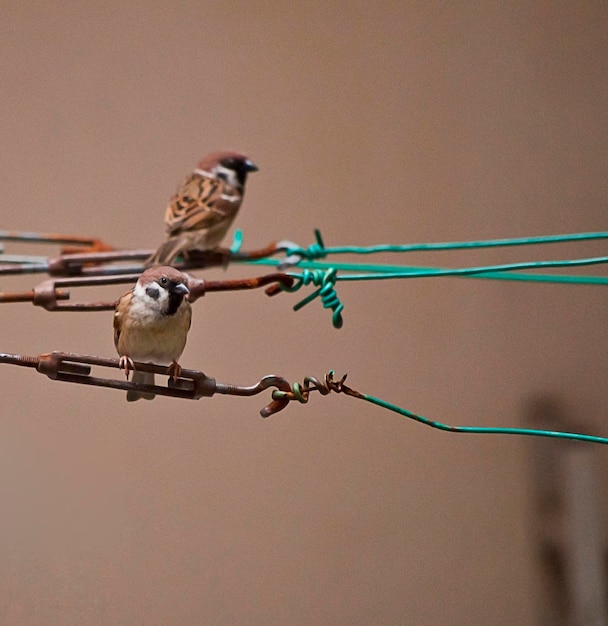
1,2,607,624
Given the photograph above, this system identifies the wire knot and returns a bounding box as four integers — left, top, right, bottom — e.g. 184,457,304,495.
280,229,328,262
271,371,349,404
285,267,344,328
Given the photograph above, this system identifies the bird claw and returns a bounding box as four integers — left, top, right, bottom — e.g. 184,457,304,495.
118,355,135,380
167,360,182,382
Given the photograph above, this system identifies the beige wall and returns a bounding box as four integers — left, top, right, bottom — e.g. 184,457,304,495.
1,3,607,624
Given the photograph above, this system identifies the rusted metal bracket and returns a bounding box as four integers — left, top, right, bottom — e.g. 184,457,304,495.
0,351,347,417
0,272,294,311
0,231,287,277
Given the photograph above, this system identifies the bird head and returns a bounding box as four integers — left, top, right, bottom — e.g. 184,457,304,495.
196,151,258,189
135,266,190,316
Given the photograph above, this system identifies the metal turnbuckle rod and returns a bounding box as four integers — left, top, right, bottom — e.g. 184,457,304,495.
0,351,346,417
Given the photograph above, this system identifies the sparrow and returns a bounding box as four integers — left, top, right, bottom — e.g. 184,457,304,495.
148,151,258,265
114,266,192,402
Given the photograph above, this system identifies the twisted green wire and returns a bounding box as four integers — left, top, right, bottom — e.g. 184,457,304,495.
244,227,608,444
280,268,344,328
232,229,608,326
235,228,608,285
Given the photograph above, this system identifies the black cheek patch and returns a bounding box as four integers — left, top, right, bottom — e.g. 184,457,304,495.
166,292,184,316
146,286,160,300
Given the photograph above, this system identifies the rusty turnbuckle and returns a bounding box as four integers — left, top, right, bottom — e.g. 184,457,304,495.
0,230,285,277
0,351,349,417
0,271,295,311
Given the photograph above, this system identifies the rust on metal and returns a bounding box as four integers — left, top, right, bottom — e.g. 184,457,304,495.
0,351,346,417
1,271,294,310
0,231,114,255
0,229,289,277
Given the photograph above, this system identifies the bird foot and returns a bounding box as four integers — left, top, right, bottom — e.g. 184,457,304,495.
167,360,182,382
118,355,135,380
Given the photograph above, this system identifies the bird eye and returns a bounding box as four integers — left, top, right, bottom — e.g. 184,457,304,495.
159,276,168,286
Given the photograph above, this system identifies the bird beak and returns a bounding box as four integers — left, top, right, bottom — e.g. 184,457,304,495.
171,283,189,296
245,160,259,172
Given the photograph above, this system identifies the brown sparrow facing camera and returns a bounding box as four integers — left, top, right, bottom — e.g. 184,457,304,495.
114,266,192,401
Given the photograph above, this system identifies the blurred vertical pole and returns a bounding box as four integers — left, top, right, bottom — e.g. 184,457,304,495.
527,397,607,626
563,446,607,626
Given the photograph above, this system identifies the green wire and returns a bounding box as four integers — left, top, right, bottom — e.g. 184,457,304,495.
241,228,608,443
242,256,608,285
234,229,607,328
235,228,608,285
355,393,608,444
333,255,608,281
241,254,608,328
284,229,608,257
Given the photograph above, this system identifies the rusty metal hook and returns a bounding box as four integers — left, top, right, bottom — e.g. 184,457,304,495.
0,351,340,417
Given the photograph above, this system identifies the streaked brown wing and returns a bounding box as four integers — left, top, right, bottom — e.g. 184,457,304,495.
185,302,192,333
113,290,132,351
164,174,240,236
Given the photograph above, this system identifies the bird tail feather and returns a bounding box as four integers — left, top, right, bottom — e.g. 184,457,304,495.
127,370,156,402
147,238,187,266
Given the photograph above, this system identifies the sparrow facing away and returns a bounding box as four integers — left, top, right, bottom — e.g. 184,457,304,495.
114,266,192,402
148,151,258,265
